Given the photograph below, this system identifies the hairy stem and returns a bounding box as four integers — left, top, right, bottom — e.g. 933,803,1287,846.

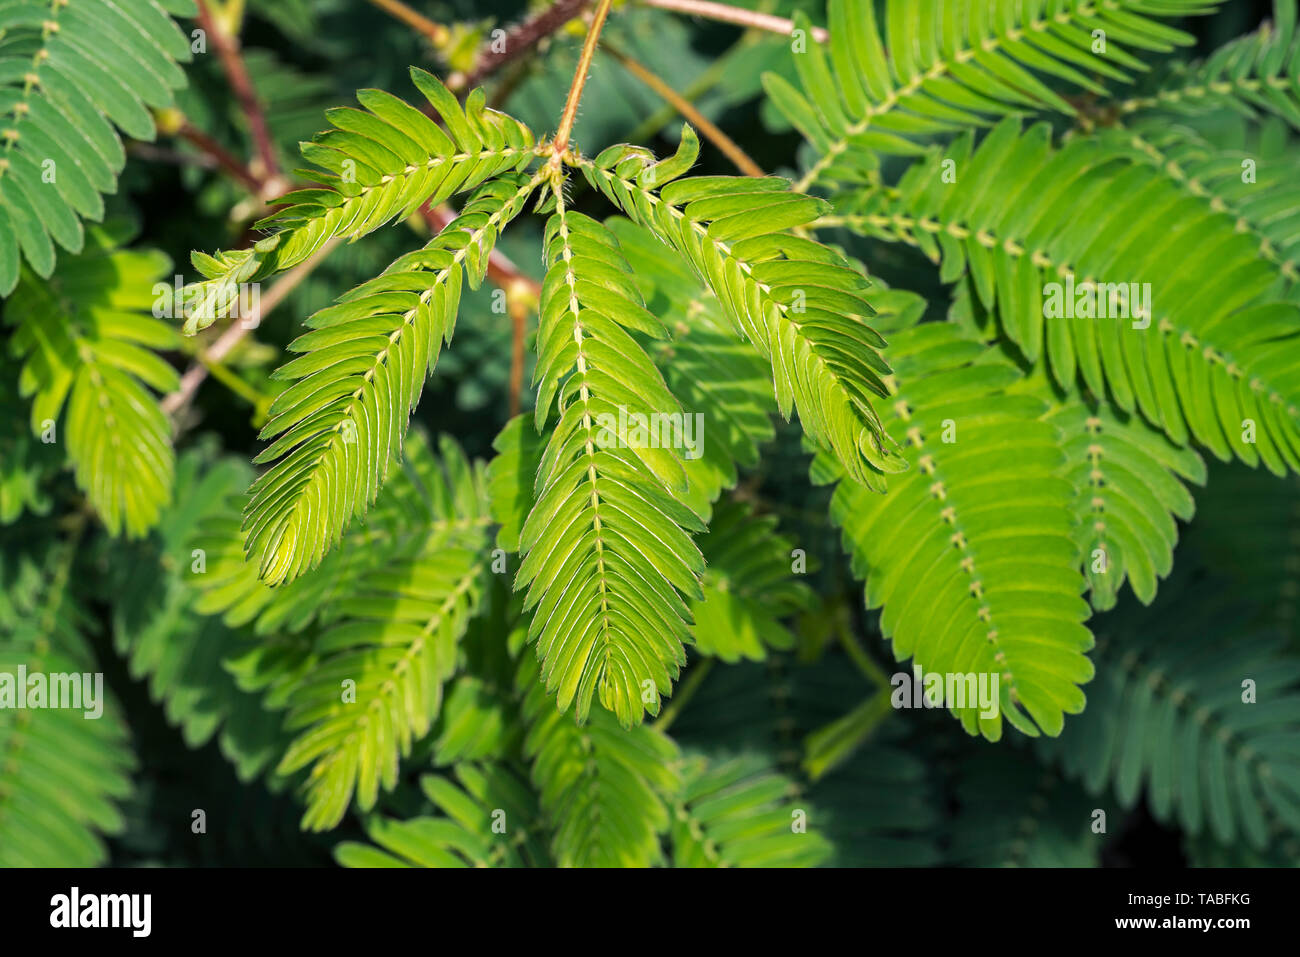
550,0,614,169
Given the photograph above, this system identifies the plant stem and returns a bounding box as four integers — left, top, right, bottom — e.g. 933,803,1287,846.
654,659,713,732
195,0,282,188
603,41,763,176
550,0,614,169
454,0,590,92
177,122,265,194
163,237,342,424
367,0,449,45
508,295,529,417
639,0,827,42
838,620,893,691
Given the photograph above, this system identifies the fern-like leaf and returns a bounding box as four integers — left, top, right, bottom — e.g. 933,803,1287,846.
335,765,550,867
0,0,194,292
183,69,536,332
815,315,1093,739
0,536,134,866
1039,576,1300,850
581,126,905,491
518,656,680,866
1029,366,1206,611
1090,116,1300,289
4,228,178,537
671,753,832,867
1113,0,1300,130
270,434,492,830
845,118,1300,471
945,745,1100,867
103,443,288,781
670,656,943,866
512,196,704,726
765,0,1214,191
243,173,541,585
690,499,815,662
608,215,780,514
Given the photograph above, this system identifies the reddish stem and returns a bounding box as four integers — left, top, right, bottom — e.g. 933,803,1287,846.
455,0,590,91
196,0,282,186
178,122,264,194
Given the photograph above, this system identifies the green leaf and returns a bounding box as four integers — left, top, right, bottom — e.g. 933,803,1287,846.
815,316,1094,740
671,753,832,867
265,434,494,830
510,198,705,727
1040,571,1300,850
689,500,814,662
582,138,904,492
768,0,1213,191
243,174,540,585
335,765,549,867
854,119,1300,471
518,655,680,867
182,70,537,331
0,0,192,290
0,536,134,866
4,231,177,537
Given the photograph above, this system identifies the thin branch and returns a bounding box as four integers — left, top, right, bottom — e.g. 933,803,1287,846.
639,0,827,42
550,0,615,169
603,41,763,176
837,620,893,692
653,659,714,732
452,0,590,92
177,122,265,194
128,141,217,172
367,0,450,45
624,25,764,144
163,237,343,423
196,0,283,189
508,295,529,417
